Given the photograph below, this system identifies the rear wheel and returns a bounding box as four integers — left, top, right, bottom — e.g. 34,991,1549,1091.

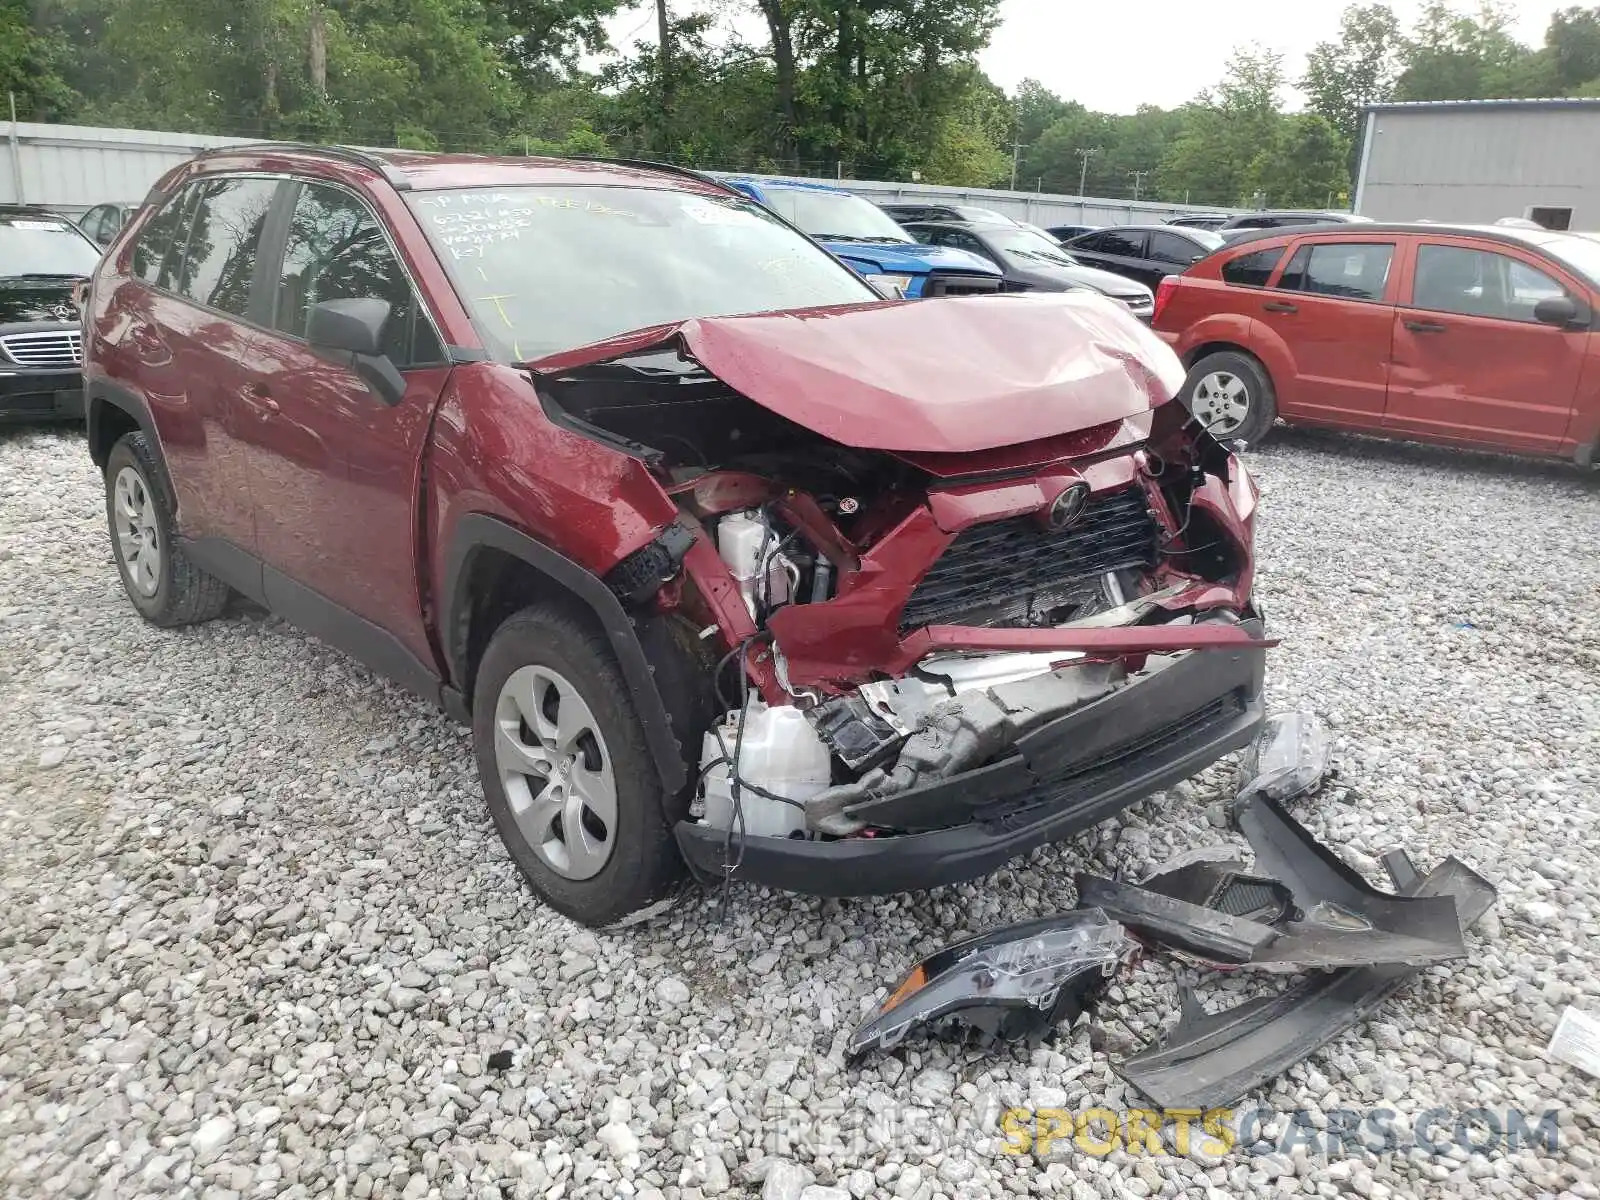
472,604,682,926
1180,351,1277,446
104,432,230,627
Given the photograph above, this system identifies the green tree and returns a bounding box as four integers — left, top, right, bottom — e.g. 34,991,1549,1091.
1301,3,1401,182
0,0,76,120
1394,2,1550,100
1159,46,1286,206
1248,113,1351,207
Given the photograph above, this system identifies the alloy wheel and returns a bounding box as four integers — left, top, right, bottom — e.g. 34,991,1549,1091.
1191,370,1251,435
493,665,617,880
112,466,162,598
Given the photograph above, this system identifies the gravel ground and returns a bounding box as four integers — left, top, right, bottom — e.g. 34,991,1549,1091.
1,425,1597,1200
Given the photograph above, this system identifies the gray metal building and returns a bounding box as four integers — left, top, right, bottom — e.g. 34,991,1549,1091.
1356,98,1600,229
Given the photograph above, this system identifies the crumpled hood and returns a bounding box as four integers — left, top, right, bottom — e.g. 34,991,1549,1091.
823,239,1001,279
530,292,1185,455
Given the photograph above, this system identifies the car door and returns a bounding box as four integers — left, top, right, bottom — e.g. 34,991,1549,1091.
79,205,112,246
1255,236,1399,427
115,175,282,575
1383,238,1586,453
1145,231,1208,289
1067,229,1149,285
244,177,452,687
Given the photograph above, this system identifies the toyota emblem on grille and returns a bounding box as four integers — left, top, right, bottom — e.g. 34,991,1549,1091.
48,303,74,322
1047,482,1091,530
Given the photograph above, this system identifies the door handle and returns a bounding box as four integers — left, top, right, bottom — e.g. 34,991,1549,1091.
1262,300,1298,314
1404,319,1447,334
239,383,279,415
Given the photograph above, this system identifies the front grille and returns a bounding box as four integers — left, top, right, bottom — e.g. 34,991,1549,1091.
1,330,82,368
901,486,1159,629
924,272,1002,297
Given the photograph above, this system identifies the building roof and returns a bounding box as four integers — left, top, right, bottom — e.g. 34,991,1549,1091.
1364,97,1600,116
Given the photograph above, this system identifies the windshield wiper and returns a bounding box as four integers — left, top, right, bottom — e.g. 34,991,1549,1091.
811,234,909,244
12,272,87,280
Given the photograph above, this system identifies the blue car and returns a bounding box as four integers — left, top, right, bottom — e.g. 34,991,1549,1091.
722,177,1003,298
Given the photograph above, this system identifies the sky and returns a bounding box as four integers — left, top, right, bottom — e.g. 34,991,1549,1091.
603,0,1570,113
977,0,1567,112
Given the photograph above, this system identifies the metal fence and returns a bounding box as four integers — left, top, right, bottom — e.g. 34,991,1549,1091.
3,119,1242,226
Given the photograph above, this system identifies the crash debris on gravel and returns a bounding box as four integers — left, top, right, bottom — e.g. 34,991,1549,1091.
845,735,1502,1115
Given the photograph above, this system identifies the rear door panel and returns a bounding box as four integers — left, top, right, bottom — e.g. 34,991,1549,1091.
1256,236,1399,427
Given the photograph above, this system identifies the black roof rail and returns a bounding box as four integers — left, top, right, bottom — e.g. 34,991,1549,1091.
193,141,413,191
574,156,741,196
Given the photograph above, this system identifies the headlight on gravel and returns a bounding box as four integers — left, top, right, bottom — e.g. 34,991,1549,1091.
847,908,1132,1060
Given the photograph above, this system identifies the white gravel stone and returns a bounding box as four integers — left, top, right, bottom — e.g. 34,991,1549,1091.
1,428,1598,1200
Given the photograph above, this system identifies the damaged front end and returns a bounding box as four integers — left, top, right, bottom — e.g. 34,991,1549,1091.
529,295,1272,897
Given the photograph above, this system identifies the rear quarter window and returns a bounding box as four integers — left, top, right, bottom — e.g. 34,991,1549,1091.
1221,246,1286,288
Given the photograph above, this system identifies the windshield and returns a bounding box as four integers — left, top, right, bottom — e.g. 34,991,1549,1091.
761,188,913,243
412,185,876,360
0,214,100,277
985,226,1082,268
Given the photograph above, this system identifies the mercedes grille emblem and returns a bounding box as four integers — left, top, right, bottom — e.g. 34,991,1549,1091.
48,303,74,322
1048,482,1091,530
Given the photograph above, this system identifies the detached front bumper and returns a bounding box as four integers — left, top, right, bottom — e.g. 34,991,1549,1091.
0,366,84,422
675,622,1267,897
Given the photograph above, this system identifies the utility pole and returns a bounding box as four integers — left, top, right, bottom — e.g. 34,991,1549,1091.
1076,147,1101,198
1130,170,1149,202
1011,140,1021,191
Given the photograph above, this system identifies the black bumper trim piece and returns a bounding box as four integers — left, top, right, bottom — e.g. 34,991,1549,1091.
674,685,1265,898
1114,856,1498,1110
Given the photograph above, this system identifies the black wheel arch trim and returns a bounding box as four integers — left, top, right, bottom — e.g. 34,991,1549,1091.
86,379,168,476
441,513,690,794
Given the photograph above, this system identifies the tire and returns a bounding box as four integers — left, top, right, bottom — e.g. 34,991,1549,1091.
104,431,230,627
472,604,682,926
1179,350,1278,447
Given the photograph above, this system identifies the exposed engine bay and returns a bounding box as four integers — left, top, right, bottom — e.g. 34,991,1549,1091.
537,334,1267,865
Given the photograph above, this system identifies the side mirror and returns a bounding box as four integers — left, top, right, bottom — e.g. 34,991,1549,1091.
307,297,406,406
1534,294,1586,328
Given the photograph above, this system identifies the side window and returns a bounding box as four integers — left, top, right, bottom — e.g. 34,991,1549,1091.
1089,229,1145,257
1277,242,1394,301
132,185,202,283
1221,246,1286,288
1412,244,1567,322
951,232,993,260
273,182,443,367
79,207,107,242
171,177,278,315
1149,232,1202,265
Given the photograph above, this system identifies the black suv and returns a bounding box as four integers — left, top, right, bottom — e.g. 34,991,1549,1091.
0,206,100,422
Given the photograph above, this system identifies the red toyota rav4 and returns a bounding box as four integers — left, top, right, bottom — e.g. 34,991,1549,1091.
84,144,1269,926
1154,222,1600,463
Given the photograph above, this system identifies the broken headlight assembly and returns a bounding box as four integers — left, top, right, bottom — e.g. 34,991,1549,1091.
847,908,1133,1060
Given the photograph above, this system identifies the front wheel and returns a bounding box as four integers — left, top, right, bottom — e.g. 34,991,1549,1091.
1180,351,1278,447
472,604,683,926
